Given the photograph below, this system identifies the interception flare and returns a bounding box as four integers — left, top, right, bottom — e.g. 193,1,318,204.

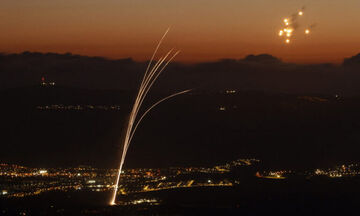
278,7,315,44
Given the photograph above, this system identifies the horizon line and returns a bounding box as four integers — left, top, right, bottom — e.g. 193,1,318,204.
2,50,359,65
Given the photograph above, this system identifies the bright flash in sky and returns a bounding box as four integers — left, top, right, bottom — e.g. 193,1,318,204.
278,8,314,44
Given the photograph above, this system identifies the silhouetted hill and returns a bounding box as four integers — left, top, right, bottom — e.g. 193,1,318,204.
242,54,282,64
343,53,360,66
0,52,141,90
1,51,360,95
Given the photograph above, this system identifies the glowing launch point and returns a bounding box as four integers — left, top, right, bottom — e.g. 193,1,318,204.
109,29,190,205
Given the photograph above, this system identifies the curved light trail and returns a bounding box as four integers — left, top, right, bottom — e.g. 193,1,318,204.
110,29,190,205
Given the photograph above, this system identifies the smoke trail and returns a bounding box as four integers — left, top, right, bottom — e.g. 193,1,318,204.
110,30,190,205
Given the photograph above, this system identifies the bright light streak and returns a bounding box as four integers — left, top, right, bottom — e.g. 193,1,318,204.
305,29,310,34
286,39,290,44
299,11,303,16
39,170,47,174
109,29,190,206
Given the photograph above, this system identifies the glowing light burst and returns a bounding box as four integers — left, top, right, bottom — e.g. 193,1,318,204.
278,7,313,44
110,29,191,205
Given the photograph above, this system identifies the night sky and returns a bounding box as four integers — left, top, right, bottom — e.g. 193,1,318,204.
1,0,360,63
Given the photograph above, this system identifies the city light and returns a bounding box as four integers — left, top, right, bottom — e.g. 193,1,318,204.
0,159,257,199
2,160,360,201
39,170,47,174
219,107,226,111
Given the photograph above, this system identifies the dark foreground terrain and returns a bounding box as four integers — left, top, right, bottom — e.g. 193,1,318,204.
2,86,360,215
2,177,360,215
2,86,360,169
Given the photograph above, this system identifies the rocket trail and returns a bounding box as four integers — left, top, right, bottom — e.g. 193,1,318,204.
128,89,192,148
110,29,190,205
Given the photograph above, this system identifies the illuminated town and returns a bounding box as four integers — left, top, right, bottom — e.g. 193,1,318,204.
2,159,360,205
36,104,122,111
0,159,256,200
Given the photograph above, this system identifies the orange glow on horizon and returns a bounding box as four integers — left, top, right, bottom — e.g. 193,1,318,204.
0,0,359,64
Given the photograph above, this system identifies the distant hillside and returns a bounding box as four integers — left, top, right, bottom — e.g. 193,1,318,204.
1,52,360,95
2,87,360,169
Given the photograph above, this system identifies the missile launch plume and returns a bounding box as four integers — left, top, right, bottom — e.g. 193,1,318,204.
110,29,190,206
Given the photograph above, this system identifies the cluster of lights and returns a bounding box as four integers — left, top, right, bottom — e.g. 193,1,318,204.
6,185,82,198
314,164,360,178
5,160,360,203
1,161,242,199
225,90,236,94
118,198,160,206
256,170,292,179
140,179,233,193
278,9,311,44
36,104,121,111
